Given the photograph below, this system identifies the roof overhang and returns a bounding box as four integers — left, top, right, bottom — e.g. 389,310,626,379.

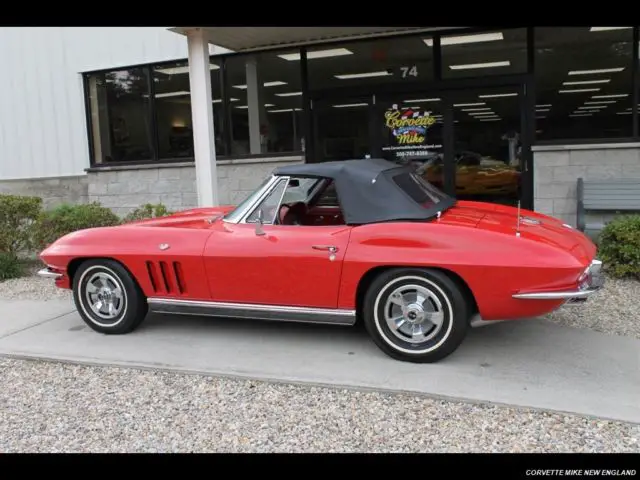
168,26,469,53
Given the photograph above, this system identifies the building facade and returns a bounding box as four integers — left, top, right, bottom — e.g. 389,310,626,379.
1,26,639,226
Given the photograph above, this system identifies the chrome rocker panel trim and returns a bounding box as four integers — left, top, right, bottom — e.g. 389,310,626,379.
37,268,63,280
147,298,357,326
511,259,604,302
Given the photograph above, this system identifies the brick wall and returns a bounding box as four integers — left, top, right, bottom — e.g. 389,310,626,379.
533,143,640,227
87,156,303,216
0,157,303,217
0,175,88,208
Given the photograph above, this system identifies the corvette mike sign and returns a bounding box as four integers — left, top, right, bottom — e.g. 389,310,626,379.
382,104,441,161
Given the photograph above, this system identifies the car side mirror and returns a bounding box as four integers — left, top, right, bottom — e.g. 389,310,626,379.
255,209,266,236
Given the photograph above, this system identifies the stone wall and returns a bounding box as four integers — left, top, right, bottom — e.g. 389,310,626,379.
0,175,88,208
87,156,303,217
533,143,640,228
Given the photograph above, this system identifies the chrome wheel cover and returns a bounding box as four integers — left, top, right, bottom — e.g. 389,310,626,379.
383,283,445,344
84,271,126,322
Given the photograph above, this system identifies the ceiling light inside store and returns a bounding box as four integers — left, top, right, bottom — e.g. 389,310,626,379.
334,71,393,79
454,102,486,107
480,118,501,121
269,108,302,113
275,92,302,97
278,48,353,61
578,105,606,109
233,81,287,89
479,92,518,98
536,104,552,108
536,108,550,112
403,98,441,103
592,94,629,98
423,32,504,47
569,68,624,75
570,113,593,117
155,64,219,75
589,27,632,31
563,79,610,85
212,98,239,103
617,111,632,115
559,88,601,93
235,104,275,109
462,107,492,111
449,61,510,70
332,103,369,108
152,91,190,98
469,111,496,116
585,100,617,104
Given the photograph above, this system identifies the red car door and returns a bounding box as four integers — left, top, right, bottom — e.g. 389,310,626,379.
203,221,352,309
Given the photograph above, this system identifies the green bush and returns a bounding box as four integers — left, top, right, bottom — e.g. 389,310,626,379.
597,214,640,280
0,194,43,256
122,203,173,223
0,252,23,281
33,202,121,250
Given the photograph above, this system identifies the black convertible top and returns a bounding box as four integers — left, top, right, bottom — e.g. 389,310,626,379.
273,158,456,225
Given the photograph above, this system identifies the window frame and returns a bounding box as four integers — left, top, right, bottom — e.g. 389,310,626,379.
82,26,640,170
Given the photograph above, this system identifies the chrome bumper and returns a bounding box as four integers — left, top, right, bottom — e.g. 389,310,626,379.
512,259,604,302
37,267,63,280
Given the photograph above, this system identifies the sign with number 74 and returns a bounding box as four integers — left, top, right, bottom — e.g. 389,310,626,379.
400,65,418,78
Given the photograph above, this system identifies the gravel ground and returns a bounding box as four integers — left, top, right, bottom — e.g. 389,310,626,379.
0,357,638,453
543,276,640,340
1,271,638,339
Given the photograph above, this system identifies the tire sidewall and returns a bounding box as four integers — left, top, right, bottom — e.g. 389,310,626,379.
75,264,129,329
364,269,469,362
72,260,147,334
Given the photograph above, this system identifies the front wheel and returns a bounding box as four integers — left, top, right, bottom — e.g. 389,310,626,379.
363,268,470,363
72,259,148,335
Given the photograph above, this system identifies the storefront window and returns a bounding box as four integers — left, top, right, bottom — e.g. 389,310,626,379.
307,35,434,91
313,97,373,161
449,87,523,206
224,50,303,156
152,60,225,159
87,67,154,164
535,27,634,141
441,29,527,79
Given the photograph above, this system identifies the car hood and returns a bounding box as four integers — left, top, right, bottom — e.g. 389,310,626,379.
439,200,596,264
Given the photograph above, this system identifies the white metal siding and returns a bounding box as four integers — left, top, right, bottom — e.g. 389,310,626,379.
0,27,219,180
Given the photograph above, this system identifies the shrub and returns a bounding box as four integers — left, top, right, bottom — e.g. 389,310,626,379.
122,203,173,223
597,214,640,280
33,202,121,250
0,252,23,281
0,194,43,256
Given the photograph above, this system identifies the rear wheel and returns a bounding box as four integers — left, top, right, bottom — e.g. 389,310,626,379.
72,259,148,334
362,268,470,363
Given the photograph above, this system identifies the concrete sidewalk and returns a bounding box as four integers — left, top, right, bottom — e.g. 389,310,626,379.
0,298,638,424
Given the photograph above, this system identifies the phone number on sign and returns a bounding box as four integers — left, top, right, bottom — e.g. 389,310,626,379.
394,150,434,157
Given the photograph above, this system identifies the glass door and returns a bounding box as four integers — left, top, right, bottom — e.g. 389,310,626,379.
373,94,449,193
311,95,375,162
449,85,529,208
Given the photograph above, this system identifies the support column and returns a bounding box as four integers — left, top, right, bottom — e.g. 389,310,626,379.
245,56,268,154
186,28,218,206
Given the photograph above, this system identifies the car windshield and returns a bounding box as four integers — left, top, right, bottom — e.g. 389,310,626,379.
391,171,451,210
223,176,273,222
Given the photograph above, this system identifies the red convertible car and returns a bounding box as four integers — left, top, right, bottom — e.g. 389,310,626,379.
38,158,603,363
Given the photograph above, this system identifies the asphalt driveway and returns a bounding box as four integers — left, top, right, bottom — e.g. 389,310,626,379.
0,298,638,424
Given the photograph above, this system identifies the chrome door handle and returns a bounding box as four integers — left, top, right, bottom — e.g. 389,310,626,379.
312,245,338,253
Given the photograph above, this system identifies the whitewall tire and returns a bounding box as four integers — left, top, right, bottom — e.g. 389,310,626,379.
363,268,470,363
72,259,148,335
